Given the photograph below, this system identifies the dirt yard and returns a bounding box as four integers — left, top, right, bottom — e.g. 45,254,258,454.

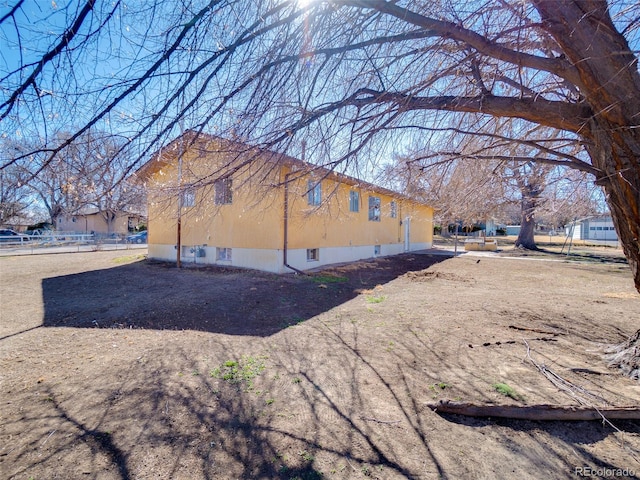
1,248,640,479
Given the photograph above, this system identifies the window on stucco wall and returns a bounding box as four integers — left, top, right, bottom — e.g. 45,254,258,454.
349,190,360,212
181,188,195,208
217,247,232,261
307,180,321,206
368,196,380,221
214,177,232,204
307,248,319,261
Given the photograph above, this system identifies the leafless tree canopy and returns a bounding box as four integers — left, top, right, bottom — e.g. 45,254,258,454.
384,124,601,249
2,0,640,287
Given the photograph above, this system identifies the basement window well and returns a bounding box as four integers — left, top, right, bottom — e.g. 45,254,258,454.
217,247,232,261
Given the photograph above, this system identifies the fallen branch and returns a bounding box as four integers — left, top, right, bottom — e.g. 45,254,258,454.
426,400,640,421
523,339,609,406
521,340,640,463
605,330,640,380
509,325,562,335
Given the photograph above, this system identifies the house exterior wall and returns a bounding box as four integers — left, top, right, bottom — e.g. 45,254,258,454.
283,170,432,267
144,137,433,273
146,143,285,252
505,225,521,236
583,217,618,241
565,216,618,241
56,213,136,235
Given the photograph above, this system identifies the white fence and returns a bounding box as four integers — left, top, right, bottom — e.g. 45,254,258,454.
0,232,146,256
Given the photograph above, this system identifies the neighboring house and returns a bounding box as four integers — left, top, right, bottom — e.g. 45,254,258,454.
137,132,434,273
57,209,146,236
505,225,521,236
565,216,619,241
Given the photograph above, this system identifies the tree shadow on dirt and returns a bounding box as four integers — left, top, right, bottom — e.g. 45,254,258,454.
502,247,629,265
8,326,639,479
436,414,640,473
40,253,451,337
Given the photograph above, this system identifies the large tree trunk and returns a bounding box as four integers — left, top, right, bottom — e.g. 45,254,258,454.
534,0,640,292
515,198,536,250
596,148,640,293
533,1,640,376
514,173,543,250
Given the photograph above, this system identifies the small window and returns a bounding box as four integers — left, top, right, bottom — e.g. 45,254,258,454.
368,196,380,221
307,248,319,261
72,217,77,223
217,247,232,261
181,188,195,208
307,180,321,206
214,177,232,205
374,245,381,255
390,201,397,218
349,190,360,212
597,226,603,230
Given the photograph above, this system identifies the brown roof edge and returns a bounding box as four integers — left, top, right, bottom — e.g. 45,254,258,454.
136,130,431,206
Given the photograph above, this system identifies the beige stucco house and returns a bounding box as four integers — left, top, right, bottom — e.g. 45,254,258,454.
137,132,434,273
56,209,145,236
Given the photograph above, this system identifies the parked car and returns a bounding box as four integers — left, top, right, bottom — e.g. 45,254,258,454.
126,231,147,244
24,227,53,236
0,229,30,243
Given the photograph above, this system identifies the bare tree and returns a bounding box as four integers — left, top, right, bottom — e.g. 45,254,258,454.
390,118,591,248
0,139,31,225
11,130,143,228
19,147,86,227
387,146,597,249
536,170,604,230
82,133,146,234
383,152,507,232
0,166,29,226
509,162,550,249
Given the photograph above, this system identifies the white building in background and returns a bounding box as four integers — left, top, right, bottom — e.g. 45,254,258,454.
565,216,618,242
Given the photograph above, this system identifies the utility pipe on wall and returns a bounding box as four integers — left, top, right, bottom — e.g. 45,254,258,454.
283,170,306,275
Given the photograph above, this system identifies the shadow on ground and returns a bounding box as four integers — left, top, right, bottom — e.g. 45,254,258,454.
40,253,450,336
5,251,640,478
8,327,639,479
499,246,629,265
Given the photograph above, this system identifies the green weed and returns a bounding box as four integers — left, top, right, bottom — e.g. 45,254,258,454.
492,382,524,401
299,450,315,462
211,355,267,385
366,295,386,304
